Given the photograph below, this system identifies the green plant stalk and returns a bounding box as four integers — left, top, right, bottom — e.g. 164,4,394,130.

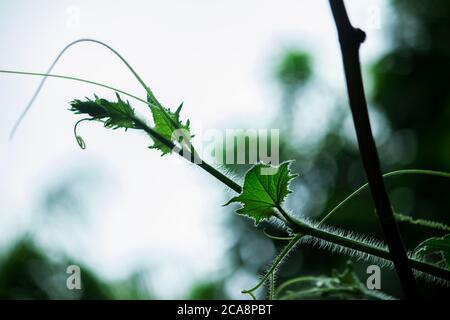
1,69,241,192
244,168,450,295
7,39,196,161
0,70,147,105
320,169,450,222
275,204,450,281
395,213,450,232
8,39,162,139
290,216,450,281
263,229,295,240
132,116,242,193
3,69,449,283
242,233,303,294
7,69,447,222
268,273,275,300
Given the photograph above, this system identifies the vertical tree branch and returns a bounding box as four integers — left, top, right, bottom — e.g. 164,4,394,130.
328,0,420,299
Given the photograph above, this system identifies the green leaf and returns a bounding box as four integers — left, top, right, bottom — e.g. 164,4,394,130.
147,95,192,155
224,161,297,225
276,262,395,300
414,234,450,269
70,93,136,130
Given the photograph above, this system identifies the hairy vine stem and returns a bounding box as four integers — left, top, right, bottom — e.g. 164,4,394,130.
243,168,450,297
133,116,450,283
3,68,450,286
1,69,243,193
289,216,450,282
3,29,449,297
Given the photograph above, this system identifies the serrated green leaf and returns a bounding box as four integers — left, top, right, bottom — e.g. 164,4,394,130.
96,93,135,130
224,161,297,225
148,95,191,155
69,93,136,130
70,98,108,118
414,234,450,269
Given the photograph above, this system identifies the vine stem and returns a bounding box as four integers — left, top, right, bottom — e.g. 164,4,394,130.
320,169,450,223
290,217,450,282
6,38,198,169
242,233,303,295
276,205,450,281
0,69,242,193
329,0,419,299
8,38,162,139
0,70,148,104
395,213,450,232
3,68,449,288
242,168,450,297
132,116,242,193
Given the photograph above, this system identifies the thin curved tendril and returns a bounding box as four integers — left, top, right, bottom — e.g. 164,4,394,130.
394,212,450,232
1,70,240,193
275,276,327,296
1,70,148,111
6,69,450,290
320,169,450,223
263,229,295,241
73,118,94,149
4,60,450,296
247,291,257,300
8,38,161,139
242,233,303,295
243,169,450,297
6,39,197,160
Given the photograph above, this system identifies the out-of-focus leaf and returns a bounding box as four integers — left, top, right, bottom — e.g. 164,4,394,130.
276,262,395,300
276,51,312,88
414,234,450,269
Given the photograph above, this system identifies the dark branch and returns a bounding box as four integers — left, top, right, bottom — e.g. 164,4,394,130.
328,0,420,299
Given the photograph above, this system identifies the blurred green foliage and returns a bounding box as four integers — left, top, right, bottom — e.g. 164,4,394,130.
1,0,449,300
0,239,112,299
276,51,312,89
223,0,450,299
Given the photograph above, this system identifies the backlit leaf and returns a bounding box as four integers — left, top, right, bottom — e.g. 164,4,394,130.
224,161,297,225
69,93,136,130
148,95,192,155
414,234,450,269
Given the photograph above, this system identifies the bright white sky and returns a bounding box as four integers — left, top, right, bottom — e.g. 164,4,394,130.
0,0,389,298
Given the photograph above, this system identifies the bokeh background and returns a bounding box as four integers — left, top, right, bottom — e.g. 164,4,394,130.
0,0,449,299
